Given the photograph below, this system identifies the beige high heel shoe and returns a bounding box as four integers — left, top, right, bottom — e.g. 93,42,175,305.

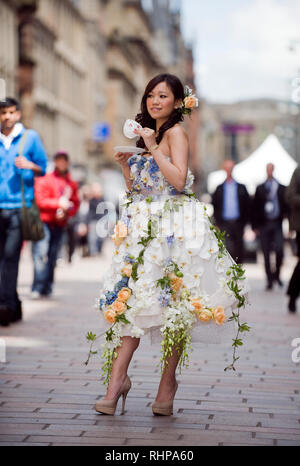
94,375,131,415
152,381,178,416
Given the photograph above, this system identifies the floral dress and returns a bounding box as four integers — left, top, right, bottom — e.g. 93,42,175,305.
87,153,249,383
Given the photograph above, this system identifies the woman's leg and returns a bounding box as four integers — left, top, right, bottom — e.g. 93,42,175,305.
104,336,140,400
155,345,181,402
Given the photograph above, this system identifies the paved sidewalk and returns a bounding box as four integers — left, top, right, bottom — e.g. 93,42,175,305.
0,241,300,446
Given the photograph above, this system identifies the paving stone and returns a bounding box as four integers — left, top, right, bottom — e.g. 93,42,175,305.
45,424,152,434
0,442,50,446
125,438,197,446
0,435,27,442
26,436,125,445
276,439,300,446
0,423,48,435
83,431,182,441
255,432,300,443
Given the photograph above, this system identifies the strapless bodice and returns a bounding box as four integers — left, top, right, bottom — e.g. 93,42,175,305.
128,153,194,198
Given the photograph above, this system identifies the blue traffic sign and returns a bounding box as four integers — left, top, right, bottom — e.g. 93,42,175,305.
92,122,111,142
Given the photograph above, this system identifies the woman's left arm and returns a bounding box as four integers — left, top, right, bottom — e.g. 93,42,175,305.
136,126,189,192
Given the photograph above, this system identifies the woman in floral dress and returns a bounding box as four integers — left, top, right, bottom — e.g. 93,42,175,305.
87,74,248,416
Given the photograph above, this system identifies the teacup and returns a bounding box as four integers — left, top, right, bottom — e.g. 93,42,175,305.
123,119,142,139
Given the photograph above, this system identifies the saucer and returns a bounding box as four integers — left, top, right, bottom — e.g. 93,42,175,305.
114,146,145,155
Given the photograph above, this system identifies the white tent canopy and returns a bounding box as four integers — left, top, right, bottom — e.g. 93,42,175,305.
207,134,298,195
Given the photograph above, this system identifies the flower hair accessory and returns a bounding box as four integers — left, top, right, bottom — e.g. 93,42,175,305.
178,86,199,115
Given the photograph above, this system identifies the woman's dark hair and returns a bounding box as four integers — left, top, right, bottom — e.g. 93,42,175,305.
135,73,185,149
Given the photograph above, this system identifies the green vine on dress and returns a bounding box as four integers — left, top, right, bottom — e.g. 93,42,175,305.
209,222,250,371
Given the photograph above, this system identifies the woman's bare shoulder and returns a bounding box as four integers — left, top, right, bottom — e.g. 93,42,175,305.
166,123,188,141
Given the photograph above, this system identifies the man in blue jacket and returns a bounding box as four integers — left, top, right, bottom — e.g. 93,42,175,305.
0,97,48,326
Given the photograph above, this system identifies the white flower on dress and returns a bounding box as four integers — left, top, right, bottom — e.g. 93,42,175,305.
184,238,203,255
131,325,145,338
218,277,235,297
170,240,192,265
150,200,165,215
144,241,165,265
140,168,154,187
182,271,202,289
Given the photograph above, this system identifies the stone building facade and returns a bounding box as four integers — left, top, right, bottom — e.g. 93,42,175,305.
0,0,200,187
0,0,18,97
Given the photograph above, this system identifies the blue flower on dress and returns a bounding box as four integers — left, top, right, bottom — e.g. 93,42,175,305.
128,155,138,167
169,187,179,195
105,276,130,304
120,276,130,286
165,257,173,267
158,286,172,307
132,173,142,191
121,214,130,226
105,291,118,305
99,298,106,310
166,234,175,246
114,281,124,293
149,159,159,174
137,157,147,170
124,254,136,264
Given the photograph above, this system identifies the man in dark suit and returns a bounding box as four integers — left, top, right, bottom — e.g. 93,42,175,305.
252,163,288,290
212,159,250,264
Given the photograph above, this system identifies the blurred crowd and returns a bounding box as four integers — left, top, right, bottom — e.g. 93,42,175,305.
1,97,300,328
62,181,107,264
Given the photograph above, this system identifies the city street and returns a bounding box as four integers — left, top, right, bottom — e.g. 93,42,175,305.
0,240,300,446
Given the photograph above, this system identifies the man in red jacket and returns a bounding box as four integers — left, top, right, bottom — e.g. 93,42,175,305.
31,151,80,298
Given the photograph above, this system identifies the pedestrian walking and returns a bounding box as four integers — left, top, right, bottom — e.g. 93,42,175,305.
87,74,248,416
252,163,288,290
31,151,80,298
75,184,91,258
285,165,300,313
212,159,250,264
87,182,105,256
0,97,48,326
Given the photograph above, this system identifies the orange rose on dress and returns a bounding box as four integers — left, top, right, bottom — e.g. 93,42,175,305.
112,236,122,247
111,299,126,315
198,310,213,322
115,221,128,237
168,272,183,293
191,298,203,312
112,221,128,246
117,287,131,302
104,308,116,324
212,306,226,325
121,263,132,277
